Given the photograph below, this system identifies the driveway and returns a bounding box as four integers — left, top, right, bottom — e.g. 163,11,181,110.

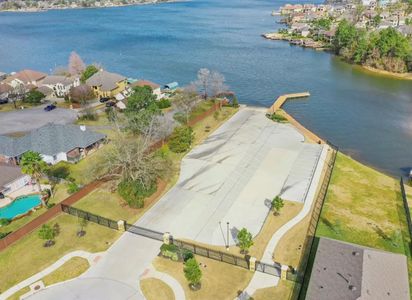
24,107,325,300
138,107,325,246
0,106,77,135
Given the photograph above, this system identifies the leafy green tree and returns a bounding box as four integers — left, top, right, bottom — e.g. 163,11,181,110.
20,151,48,205
23,90,45,104
168,126,194,153
232,96,239,108
237,228,254,254
375,27,410,60
312,18,332,30
38,224,56,247
333,20,358,54
271,196,285,215
80,65,99,83
125,86,160,133
184,258,202,288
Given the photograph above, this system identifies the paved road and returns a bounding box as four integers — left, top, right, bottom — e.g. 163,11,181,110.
0,106,77,135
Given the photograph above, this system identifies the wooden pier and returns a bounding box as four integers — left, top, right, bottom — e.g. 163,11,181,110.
268,92,310,114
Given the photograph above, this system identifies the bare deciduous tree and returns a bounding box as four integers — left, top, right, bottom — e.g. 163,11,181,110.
174,88,199,124
209,71,228,97
8,83,26,109
69,84,94,105
194,68,211,99
68,51,86,75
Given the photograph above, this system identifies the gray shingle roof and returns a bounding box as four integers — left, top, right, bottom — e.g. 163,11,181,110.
0,164,25,189
85,70,126,92
306,237,410,300
0,123,106,157
42,75,77,86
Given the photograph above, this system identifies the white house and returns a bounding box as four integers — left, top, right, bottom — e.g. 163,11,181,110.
41,75,80,97
0,165,31,195
4,69,47,88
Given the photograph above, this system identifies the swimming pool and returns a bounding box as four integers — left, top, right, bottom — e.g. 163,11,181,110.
0,194,42,220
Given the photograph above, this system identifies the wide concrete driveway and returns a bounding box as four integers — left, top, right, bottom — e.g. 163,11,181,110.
138,107,324,246
0,106,77,135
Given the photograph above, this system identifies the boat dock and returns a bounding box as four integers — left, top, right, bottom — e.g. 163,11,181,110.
268,92,310,114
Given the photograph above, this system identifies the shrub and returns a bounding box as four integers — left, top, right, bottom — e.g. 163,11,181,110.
237,228,253,254
78,110,98,121
160,243,180,261
0,218,10,226
48,165,70,179
232,96,239,108
157,144,170,159
157,98,171,109
184,258,202,288
182,249,194,262
168,126,194,153
67,182,80,194
38,224,56,247
23,90,45,104
117,179,157,208
267,113,288,123
173,112,187,124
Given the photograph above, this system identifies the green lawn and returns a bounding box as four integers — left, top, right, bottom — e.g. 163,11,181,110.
316,153,410,255
0,213,121,293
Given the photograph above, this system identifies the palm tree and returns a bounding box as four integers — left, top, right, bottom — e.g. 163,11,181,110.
20,151,48,206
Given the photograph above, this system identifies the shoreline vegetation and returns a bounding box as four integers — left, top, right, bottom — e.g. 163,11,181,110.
0,0,181,13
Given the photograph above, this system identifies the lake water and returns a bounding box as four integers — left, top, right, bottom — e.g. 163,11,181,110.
0,0,411,176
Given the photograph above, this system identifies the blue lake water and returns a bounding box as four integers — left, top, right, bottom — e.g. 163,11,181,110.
0,0,411,176
0,194,41,220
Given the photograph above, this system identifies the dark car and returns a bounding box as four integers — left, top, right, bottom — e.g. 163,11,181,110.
44,104,56,111
0,98,8,105
105,101,116,107
99,97,110,103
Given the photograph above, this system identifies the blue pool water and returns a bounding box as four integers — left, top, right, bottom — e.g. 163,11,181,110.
0,195,42,220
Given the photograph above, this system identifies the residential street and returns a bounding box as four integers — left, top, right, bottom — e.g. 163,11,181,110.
0,106,77,135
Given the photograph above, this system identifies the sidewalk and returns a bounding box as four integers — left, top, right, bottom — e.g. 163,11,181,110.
0,250,103,300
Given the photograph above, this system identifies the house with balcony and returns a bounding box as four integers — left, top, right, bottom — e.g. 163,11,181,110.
130,79,163,100
3,69,47,88
0,123,106,165
41,75,80,97
85,70,127,100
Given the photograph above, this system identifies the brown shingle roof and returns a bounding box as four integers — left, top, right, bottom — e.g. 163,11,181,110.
131,80,160,90
0,164,26,189
85,70,126,92
6,69,47,84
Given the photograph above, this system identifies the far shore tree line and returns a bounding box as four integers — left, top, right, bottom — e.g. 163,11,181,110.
333,20,412,73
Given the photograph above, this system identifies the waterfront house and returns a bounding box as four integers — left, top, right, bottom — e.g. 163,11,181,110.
306,237,410,300
85,70,127,100
41,75,80,97
0,83,12,100
0,164,31,196
0,71,7,81
4,69,47,88
0,123,106,165
130,80,163,99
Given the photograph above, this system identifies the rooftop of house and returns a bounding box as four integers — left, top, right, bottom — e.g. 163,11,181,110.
36,85,54,96
131,80,161,90
5,69,47,84
86,70,126,92
0,123,106,158
0,83,13,94
306,237,410,300
0,164,26,190
41,75,77,86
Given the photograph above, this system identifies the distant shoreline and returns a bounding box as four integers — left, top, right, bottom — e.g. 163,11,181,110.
0,0,183,13
262,32,412,81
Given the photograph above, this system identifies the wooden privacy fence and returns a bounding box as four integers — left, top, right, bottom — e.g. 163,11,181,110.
0,180,102,251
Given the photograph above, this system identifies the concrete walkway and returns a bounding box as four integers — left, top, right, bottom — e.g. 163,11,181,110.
240,145,329,298
140,265,186,299
0,250,103,300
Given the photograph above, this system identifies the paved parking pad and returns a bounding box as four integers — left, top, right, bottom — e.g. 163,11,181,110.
137,107,325,245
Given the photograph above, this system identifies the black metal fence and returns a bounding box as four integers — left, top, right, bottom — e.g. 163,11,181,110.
173,239,251,270
62,204,118,230
400,177,412,253
287,141,338,298
125,223,164,241
256,261,282,276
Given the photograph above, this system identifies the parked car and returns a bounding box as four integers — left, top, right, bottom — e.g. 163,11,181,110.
99,97,110,103
44,104,56,111
105,101,116,107
0,98,8,104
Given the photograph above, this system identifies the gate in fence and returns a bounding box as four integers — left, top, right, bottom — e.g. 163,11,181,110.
61,204,282,277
